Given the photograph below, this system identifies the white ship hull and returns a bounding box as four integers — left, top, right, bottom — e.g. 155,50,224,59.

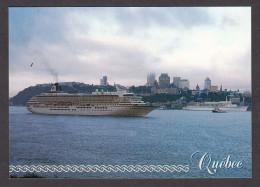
26,83,158,117
183,106,248,111
27,105,158,117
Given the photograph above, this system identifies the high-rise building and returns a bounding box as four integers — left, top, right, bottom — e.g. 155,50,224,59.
100,76,108,86
100,79,104,86
204,77,211,90
179,79,189,89
103,76,108,86
147,73,156,86
196,84,200,92
159,73,170,88
173,77,181,88
153,80,159,88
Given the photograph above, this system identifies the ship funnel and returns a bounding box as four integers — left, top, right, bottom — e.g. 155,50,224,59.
54,83,62,91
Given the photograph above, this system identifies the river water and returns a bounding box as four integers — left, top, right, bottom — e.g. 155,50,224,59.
9,106,251,178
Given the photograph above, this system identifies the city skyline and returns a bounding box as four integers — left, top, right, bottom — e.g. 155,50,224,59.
9,7,251,97
16,74,249,92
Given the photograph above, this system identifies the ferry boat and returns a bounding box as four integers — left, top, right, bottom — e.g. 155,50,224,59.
183,100,248,112
159,106,167,110
26,83,158,117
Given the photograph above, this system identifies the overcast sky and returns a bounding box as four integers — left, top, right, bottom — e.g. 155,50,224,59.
9,7,251,97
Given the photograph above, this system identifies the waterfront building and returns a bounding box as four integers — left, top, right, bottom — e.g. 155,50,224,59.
179,79,189,89
211,85,218,92
152,87,178,95
147,73,156,86
192,90,197,95
173,77,181,88
230,97,241,104
155,88,167,94
151,87,157,94
204,77,211,91
243,90,251,97
159,73,170,88
165,87,178,95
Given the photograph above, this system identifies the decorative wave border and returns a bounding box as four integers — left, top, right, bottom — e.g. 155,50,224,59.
9,165,189,173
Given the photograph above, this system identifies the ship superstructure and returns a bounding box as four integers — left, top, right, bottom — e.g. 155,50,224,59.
26,83,157,117
183,100,248,111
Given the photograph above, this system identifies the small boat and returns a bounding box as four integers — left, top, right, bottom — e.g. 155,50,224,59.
212,106,226,113
159,106,167,110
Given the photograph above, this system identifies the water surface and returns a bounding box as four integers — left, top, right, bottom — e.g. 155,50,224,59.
9,106,251,178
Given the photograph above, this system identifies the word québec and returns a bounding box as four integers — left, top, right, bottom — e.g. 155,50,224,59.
191,152,243,174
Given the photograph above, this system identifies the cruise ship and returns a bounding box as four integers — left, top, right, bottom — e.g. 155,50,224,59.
26,83,158,117
183,100,248,111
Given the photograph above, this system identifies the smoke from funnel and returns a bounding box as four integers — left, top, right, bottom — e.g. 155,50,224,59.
42,62,59,83
32,50,59,83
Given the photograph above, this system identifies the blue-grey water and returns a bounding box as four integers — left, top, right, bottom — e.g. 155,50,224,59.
9,106,251,178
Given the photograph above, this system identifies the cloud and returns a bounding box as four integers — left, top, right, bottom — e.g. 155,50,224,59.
9,7,251,97
9,30,160,94
221,16,238,28
115,7,211,32
9,8,69,46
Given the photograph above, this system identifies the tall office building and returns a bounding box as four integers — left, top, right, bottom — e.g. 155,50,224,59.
196,84,200,92
100,79,104,86
179,79,189,89
100,76,108,86
147,73,156,86
173,77,181,88
159,73,170,88
204,77,211,91
103,76,108,86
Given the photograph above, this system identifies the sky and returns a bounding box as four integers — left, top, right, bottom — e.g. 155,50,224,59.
9,7,251,97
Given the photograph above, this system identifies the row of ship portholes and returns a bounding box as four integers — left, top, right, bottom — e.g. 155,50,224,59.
49,108,78,110
47,108,140,112
48,108,113,111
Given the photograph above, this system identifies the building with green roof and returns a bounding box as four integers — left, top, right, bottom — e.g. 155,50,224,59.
159,73,170,88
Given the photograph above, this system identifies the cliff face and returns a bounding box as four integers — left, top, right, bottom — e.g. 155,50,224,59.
9,83,116,106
